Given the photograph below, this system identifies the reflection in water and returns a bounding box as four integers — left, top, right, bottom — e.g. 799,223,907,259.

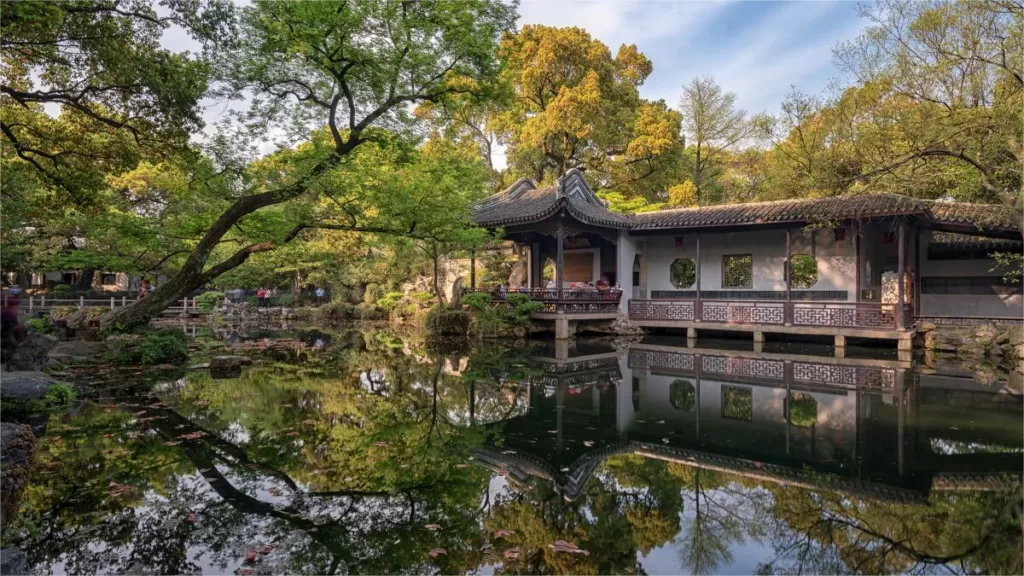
8,329,1023,575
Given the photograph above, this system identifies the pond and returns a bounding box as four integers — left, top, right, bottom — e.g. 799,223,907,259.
6,327,1023,575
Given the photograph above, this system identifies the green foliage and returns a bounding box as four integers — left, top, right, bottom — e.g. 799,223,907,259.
84,307,107,321
502,294,544,327
461,292,492,312
43,383,75,406
52,284,73,296
50,306,78,321
425,306,471,337
410,291,435,304
991,251,1023,284
670,258,696,289
669,379,695,411
377,292,406,311
354,303,386,321
722,255,752,289
195,291,225,312
363,284,383,305
271,293,295,307
26,316,53,334
111,329,189,366
321,301,355,320
722,386,752,421
789,393,817,428
790,255,818,289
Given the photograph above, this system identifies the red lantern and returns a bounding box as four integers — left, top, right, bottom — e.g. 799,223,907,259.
674,236,684,249
833,228,847,242
882,232,895,244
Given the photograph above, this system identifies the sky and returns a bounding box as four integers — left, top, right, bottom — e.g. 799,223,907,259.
161,0,872,165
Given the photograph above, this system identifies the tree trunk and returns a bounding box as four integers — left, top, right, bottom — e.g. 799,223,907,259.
74,268,96,291
431,251,447,306
99,269,200,330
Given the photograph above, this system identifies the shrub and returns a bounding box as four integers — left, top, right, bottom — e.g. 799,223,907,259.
321,301,354,319
425,305,471,336
26,316,53,334
377,291,405,311
52,284,73,296
354,303,387,320
363,283,383,305
111,328,189,366
503,294,544,327
243,296,260,307
50,306,79,321
461,292,492,312
271,293,296,307
410,291,435,304
84,306,107,320
44,383,75,405
292,307,315,320
195,291,225,311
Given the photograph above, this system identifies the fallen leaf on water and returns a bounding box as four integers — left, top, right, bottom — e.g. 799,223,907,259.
195,400,210,406
301,419,315,425
503,548,520,560
236,570,254,576
548,540,589,555
268,487,284,496
374,441,388,447
175,424,188,429
205,477,218,482
501,450,516,455
163,441,181,446
494,529,515,538
312,468,327,475
102,433,115,438
560,467,570,472
661,437,670,444
133,410,147,416
285,431,300,437
399,464,409,468
245,550,257,563
547,430,558,434
428,548,446,558
425,524,441,531
255,545,275,555
177,431,205,440
656,420,665,424
583,440,594,447
150,402,166,408
280,403,293,408
454,464,468,469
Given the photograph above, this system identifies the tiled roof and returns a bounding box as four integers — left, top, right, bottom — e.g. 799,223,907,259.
928,231,1022,252
474,174,1021,237
473,171,631,229
922,200,1021,233
630,194,927,230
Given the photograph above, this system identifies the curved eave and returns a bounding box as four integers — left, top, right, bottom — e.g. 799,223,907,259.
475,197,631,230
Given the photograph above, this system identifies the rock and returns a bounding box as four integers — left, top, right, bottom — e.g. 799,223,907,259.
1,547,27,575
48,340,104,364
209,355,253,370
973,323,999,341
0,371,59,401
995,331,1011,346
1,423,38,535
6,333,56,371
917,321,936,333
989,345,1004,359
103,333,143,360
188,362,210,370
449,276,465,308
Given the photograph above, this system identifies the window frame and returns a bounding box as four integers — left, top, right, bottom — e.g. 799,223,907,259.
669,258,697,289
721,385,753,421
721,254,753,289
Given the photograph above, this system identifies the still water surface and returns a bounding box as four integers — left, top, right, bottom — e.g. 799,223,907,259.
9,328,1023,574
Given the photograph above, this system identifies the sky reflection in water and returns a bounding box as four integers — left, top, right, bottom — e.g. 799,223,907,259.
9,328,1023,575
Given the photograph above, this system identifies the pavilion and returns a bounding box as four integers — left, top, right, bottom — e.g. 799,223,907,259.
471,170,1022,346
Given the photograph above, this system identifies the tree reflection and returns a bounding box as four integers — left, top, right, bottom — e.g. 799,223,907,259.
9,331,1023,575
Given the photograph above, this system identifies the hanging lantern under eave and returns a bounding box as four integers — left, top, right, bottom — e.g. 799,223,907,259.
674,236,684,249
833,228,847,242
882,232,896,244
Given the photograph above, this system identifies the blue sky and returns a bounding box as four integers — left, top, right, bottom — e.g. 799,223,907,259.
517,0,868,115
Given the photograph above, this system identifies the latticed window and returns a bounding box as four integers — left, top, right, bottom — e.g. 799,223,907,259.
722,386,752,421
722,254,752,288
669,258,696,289
669,379,695,411
788,392,817,427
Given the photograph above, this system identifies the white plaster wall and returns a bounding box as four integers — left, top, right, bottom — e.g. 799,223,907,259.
918,230,1023,318
616,230,637,313
641,228,858,300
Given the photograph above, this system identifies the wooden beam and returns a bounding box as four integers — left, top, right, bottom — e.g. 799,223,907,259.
855,220,862,303
913,226,921,317
695,233,702,320
555,218,564,291
897,222,905,330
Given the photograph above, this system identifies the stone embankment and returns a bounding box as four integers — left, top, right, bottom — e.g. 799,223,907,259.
919,322,1023,372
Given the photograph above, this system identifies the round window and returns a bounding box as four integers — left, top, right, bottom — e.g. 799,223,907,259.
670,258,696,289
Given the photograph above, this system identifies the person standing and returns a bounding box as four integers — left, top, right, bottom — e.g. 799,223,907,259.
137,279,151,301
257,287,267,308
315,286,325,306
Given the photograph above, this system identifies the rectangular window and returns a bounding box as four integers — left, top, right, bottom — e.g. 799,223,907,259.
721,254,753,289
721,386,753,421
101,273,117,285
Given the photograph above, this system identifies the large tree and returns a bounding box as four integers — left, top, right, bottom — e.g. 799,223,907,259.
70,0,514,330
494,25,685,200
678,75,763,205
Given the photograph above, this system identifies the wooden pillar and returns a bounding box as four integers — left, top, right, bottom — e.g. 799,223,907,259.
785,228,792,324
695,233,702,321
555,219,564,291
897,222,906,330
855,220,861,302
913,226,921,317
470,250,476,290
